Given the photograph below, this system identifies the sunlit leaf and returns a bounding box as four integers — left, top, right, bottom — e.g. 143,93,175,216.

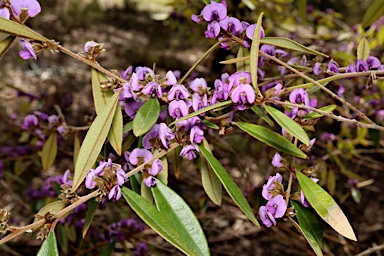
304,105,336,120
235,122,307,158
361,0,384,28
251,105,274,127
198,146,259,226
0,35,16,59
250,13,263,95
0,17,48,41
289,217,323,256
37,231,59,256
236,47,250,72
133,97,160,137
123,121,133,133
296,171,357,241
82,199,99,238
41,133,58,171
141,178,154,203
72,91,121,191
157,156,168,185
152,181,210,256
357,38,370,61
260,37,328,57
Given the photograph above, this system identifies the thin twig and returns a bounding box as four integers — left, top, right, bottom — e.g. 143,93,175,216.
356,244,384,256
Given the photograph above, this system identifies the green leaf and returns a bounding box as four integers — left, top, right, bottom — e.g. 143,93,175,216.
157,156,168,185
41,133,58,171
170,100,232,126
123,121,133,133
133,97,160,137
357,38,370,61
202,119,219,130
141,178,154,203
220,56,250,65
291,201,324,249
260,37,328,57
152,181,210,256
250,13,263,95
33,201,68,229
296,171,357,241
289,217,323,256
297,0,307,24
57,224,68,253
327,169,336,196
72,91,121,191
37,231,59,256
0,17,48,42
0,35,16,59
100,240,115,256
265,105,310,145
82,199,99,238
251,105,274,127
361,0,384,28
168,145,183,178
200,139,222,205
92,69,123,155
198,146,259,226
130,173,141,194
121,187,196,255
304,105,336,120
236,47,250,72
235,122,307,158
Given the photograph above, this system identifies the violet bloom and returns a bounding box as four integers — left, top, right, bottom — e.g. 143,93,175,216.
180,144,200,160
271,152,283,168
205,21,221,38
129,148,153,166
168,84,190,101
356,59,368,72
313,62,321,75
144,176,157,187
220,16,243,35
327,60,339,74
266,195,287,218
21,114,38,129
367,56,381,69
190,78,207,93
259,206,276,227
19,38,37,60
0,6,10,19
165,71,177,85
124,100,143,118
83,41,99,53
57,125,67,135
346,63,356,73
85,170,97,189
262,173,283,200
62,169,72,186
116,168,127,186
11,0,41,18
231,84,255,110
169,100,189,119
259,45,288,65
190,126,204,144
289,88,309,105
148,159,162,176
48,115,59,127
212,79,231,103
228,71,251,87
192,93,208,112
108,185,122,200
245,24,265,40
142,124,160,149
142,81,162,98
135,66,154,80
121,66,133,80
200,1,227,22
119,83,136,101
158,123,175,148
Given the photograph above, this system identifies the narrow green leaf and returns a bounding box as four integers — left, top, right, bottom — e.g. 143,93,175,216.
260,37,328,57
251,105,274,127
327,169,336,196
37,231,59,256
250,13,263,95
141,178,154,202
152,181,210,256
265,105,310,145
133,97,160,137
304,105,336,120
33,201,68,227
157,156,168,185
170,100,232,126
0,17,48,42
236,47,250,72
291,201,324,249
0,35,16,59
235,122,307,158
357,38,370,61
130,173,141,194
64,224,76,242
73,133,80,166
121,187,195,255
123,121,133,133
289,217,323,256
198,146,259,226
202,119,219,130
82,199,99,238
72,91,121,191
297,0,307,24
361,0,384,28
296,171,357,241
200,139,222,205
220,56,250,65
41,133,58,171
92,69,123,155
57,224,68,253
100,240,115,256
168,145,183,178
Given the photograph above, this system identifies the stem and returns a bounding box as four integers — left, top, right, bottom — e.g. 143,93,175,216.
285,138,298,205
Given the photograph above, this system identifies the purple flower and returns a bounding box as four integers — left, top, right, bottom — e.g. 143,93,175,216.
85,170,97,189
148,159,162,176
124,100,143,118
356,59,368,72
271,152,283,168
165,71,177,85
231,84,255,108
142,81,162,98
135,66,154,80
190,126,204,144
116,168,127,186
19,38,37,60
265,195,287,218
119,83,136,101
327,60,339,74
169,100,189,119
289,88,309,105
228,71,251,87
191,14,202,23
158,123,175,148
0,7,10,19
245,24,265,40
346,63,356,73
200,1,227,22
83,41,99,53
142,124,160,149
212,79,231,102
133,242,149,256
192,93,208,112
180,144,200,160
129,148,153,166
300,190,310,207
259,206,276,227
190,78,207,93
11,0,41,18
220,16,243,35
260,45,287,59
62,169,72,186
121,66,133,80
21,114,38,129
168,84,190,101
57,125,67,135
205,21,221,38
108,185,122,201
262,173,283,200
144,176,157,187
313,62,321,75
367,56,381,69
48,115,59,127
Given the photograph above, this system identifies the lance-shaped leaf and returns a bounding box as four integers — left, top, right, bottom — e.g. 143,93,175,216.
361,0,384,28
198,145,259,226
0,17,48,42
251,105,274,127
265,105,310,145
289,217,323,256
41,132,58,171
170,100,232,126
168,144,182,178
200,139,222,205
33,201,68,229
152,181,210,256
133,97,160,137
157,156,168,185
235,122,307,158
220,56,250,65
250,13,263,95
260,37,328,57
82,199,99,238
0,35,16,59
304,105,336,120
92,69,123,155
296,171,357,241
121,187,196,255
357,38,370,61
72,91,121,191
291,201,324,249
57,224,68,253
37,231,59,256
236,47,250,72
